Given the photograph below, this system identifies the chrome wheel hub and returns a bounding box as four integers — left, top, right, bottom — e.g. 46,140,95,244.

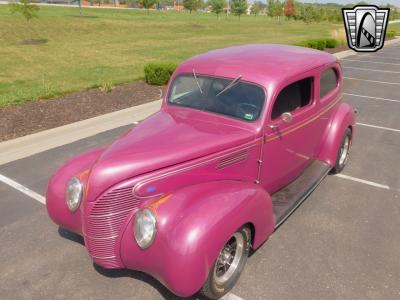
214,232,244,285
339,135,350,166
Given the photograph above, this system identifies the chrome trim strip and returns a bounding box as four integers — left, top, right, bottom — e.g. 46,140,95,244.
84,234,118,241
88,208,137,219
91,255,117,259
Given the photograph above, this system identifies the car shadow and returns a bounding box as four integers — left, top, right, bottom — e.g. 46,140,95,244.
58,227,84,245
93,264,207,300
58,227,207,300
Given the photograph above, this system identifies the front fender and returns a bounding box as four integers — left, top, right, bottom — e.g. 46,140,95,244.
316,102,355,167
120,180,274,297
46,147,104,234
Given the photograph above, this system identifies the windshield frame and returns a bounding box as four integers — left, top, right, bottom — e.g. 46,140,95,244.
166,73,267,123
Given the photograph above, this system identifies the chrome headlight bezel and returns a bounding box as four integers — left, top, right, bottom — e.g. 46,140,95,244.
133,208,157,249
66,177,83,212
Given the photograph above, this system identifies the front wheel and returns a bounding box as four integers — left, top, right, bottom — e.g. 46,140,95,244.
200,226,251,300
331,127,352,174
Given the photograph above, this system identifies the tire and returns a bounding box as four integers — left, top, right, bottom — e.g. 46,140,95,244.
331,128,352,174
200,226,251,300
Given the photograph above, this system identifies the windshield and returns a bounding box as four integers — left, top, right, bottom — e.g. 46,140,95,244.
168,74,265,122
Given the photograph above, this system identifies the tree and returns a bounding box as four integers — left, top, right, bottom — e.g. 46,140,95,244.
231,0,247,20
284,0,295,19
209,0,225,19
183,0,202,13
9,0,39,41
71,0,83,16
9,0,39,22
250,1,265,16
138,0,157,14
301,4,315,24
250,4,260,16
267,0,283,22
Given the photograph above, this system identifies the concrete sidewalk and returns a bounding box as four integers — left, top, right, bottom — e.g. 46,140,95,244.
0,100,161,165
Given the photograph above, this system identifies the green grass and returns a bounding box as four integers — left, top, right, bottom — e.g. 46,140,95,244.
388,22,400,35
0,6,346,106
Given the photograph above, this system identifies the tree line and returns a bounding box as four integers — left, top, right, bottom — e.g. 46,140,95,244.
9,0,400,23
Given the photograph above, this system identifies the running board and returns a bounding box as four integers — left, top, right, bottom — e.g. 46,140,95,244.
272,160,331,229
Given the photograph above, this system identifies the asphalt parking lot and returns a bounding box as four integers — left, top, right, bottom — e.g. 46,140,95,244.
1,42,400,300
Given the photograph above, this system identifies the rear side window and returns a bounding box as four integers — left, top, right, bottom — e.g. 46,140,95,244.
271,77,313,120
320,68,338,99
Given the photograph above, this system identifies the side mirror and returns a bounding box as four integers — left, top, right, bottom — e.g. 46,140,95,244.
158,89,163,100
281,112,293,123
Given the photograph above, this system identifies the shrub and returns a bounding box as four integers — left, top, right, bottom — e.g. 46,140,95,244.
386,30,396,39
295,38,339,50
325,38,338,48
144,62,178,85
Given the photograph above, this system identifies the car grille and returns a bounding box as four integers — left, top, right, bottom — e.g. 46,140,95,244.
83,186,140,268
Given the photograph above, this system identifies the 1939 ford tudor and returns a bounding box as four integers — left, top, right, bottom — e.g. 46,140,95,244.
47,44,355,299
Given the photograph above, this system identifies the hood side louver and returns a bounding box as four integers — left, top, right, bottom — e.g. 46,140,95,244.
216,150,248,170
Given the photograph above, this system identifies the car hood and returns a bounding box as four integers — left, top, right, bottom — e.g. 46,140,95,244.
87,109,256,201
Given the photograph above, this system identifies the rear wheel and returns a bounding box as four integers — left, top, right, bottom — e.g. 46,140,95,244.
200,226,251,300
331,128,352,174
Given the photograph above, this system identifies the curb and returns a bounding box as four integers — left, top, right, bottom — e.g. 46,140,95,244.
0,100,161,165
333,37,400,59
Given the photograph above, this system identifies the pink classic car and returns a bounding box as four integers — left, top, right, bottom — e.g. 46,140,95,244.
47,44,355,299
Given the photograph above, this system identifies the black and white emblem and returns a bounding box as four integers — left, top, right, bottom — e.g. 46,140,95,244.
342,5,390,52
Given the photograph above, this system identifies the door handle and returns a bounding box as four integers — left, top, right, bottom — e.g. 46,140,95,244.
268,124,278,130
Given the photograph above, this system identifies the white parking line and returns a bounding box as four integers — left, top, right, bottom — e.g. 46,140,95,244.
343,66,400,74
343,77,400,85
341,59,400,66
0,174,46,204
362,56,400,61
356,122,400,133
335,174,390,190
343,93,400,103
221,293,245,300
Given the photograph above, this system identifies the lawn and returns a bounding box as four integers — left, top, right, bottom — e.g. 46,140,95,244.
0,5,396,107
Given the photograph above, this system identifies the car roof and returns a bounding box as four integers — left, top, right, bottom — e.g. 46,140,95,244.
175,44,337,90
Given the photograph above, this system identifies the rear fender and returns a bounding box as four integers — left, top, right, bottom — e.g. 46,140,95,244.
120,180,274,297
316,102,355,166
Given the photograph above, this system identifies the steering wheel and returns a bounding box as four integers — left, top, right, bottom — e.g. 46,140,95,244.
236,103,259,120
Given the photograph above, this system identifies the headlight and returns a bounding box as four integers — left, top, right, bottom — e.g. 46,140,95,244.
66,177,83,212
133,209,157,249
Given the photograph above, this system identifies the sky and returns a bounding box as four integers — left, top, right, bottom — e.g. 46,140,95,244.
300,0,400,7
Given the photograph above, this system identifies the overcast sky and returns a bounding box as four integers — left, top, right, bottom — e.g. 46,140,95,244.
300,0,400,7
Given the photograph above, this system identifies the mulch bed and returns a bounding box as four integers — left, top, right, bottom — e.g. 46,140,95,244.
0,81,163,142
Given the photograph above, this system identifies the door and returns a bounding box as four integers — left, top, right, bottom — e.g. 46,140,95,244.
261,76,325,193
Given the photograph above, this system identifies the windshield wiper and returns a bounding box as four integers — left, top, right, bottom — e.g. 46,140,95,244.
192,69,203,94
216,75,242,97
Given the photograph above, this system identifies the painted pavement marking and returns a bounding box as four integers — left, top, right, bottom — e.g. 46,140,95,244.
343,93,400,103
335,174,390,190
0,174,46,204
343,77,400,85
356,122,400,133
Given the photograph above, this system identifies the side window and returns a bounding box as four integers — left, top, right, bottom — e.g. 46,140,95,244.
271,77,313,120
320,68,338,99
